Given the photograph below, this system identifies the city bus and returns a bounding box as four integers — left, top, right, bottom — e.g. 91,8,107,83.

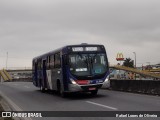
32,43,110,97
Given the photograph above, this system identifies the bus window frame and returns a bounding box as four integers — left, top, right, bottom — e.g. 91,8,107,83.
37,59,42,70
47,56,51,69
54,53,61,68
50,54,54,69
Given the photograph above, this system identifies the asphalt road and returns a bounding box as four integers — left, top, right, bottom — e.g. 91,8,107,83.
0,82,160,120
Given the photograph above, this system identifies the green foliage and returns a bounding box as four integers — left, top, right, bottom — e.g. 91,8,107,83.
123,58,134,68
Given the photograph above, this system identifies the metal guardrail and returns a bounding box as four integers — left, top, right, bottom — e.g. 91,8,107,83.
110,65,160,79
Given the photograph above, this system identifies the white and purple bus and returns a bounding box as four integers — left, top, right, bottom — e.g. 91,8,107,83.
32,43,109,97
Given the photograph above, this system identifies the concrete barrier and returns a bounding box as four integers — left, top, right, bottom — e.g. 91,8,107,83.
110,79,160,95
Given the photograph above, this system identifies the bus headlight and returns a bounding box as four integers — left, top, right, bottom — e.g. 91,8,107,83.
70,78,77,84
102,75,110,88
104,78,109,82
104,75,110,82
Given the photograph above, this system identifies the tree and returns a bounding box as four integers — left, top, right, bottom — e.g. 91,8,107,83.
123,58,134,68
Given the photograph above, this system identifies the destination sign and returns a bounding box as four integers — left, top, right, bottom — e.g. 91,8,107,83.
72,47,99,52
85,47,97,51
72,47,83,52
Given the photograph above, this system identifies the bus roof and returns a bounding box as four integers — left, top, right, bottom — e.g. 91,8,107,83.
33,43,104,60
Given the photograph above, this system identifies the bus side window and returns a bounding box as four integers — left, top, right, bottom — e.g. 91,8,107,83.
33,60,38,71
38,60,42,70
55,53,61,68
47,56,50,69
50,55,54,69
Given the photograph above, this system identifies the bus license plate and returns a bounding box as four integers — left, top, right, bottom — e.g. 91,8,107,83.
89,88,96,90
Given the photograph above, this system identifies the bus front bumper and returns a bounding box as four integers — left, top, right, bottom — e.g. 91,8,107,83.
68,83,103,92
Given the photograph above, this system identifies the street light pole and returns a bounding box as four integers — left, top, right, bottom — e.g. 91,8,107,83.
133,52,136,68
133,52,136,80
6,52,8,70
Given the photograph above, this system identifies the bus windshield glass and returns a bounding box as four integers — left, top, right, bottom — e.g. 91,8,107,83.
69,53,108,78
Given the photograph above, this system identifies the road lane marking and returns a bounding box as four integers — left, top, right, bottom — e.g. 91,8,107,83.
0,91,22,111
86,101,118,110
0,91,32,120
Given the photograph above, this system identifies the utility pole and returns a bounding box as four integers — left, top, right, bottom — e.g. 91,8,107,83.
133,52,136,68
133,52,136,80
6,52,8,70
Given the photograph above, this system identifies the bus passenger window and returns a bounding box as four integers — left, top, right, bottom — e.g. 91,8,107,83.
47,56,50,69
55,53,61,68
50,55,54,69
38,60,42,70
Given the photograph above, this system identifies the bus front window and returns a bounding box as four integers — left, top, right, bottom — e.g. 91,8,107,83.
69,53,108,78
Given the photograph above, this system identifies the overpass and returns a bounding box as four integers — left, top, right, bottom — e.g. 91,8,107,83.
1,66,160,81
110,65,160,79
143,69,160,72
7,69,32,72
0,68,31,81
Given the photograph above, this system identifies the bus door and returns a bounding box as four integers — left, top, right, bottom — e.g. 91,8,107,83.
42,59,47,88
62,54,69,91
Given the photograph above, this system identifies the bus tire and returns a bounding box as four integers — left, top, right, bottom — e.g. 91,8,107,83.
57,80,66,97
91,90,98,96
40,85,45,93
60,91,67,98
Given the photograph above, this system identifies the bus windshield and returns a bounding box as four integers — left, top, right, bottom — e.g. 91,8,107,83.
69,53,108,78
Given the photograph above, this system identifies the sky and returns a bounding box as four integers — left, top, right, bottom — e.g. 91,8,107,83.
0,0,160,69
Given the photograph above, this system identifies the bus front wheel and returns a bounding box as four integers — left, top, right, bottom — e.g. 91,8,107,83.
57,81,66,97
